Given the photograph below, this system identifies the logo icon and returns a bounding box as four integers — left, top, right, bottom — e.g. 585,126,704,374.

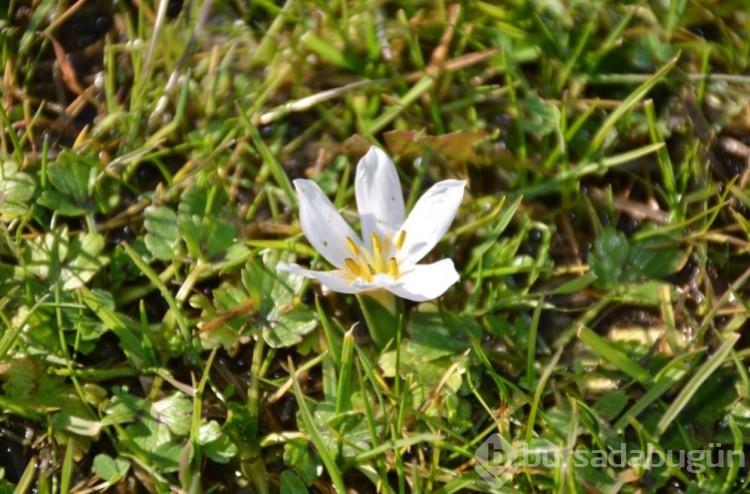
475,433,518,489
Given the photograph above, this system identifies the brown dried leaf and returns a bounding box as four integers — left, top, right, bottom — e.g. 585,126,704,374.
49,35,84,95
384,129,490,165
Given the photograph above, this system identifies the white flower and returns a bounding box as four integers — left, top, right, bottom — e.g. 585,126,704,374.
278,146,466,302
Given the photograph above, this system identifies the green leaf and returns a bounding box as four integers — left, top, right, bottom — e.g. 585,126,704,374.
62,232,107,290
311,405,376,459
408,306,476,359
47,152,95,200
0,478,15,494
19,227,106,289
92,454,130,483
631,33,677,71
72,289,115,341
624,240,683,281
37,190,88,216
178,214,237,260
205,219,237,259
284,437,322,486
571,449,619,491
379,349,464,393
264,303,318,349
224,401,260,461
0,160,35,217
23,227,67,280
173,183,238,259
592,389,629,421
0,358,96,442
145,440,183,472
144,206,180,260
153,393,192,436
0,358,82,412
589,227,684,292
243,253,318,349
80,287,150,367
101,390,147,426
376,305,472,395
177,213,202,258
199,420,238,464
178,183,228,217
280,471,309,494
102,389,193,472
589,227,629,289
523,94,561,136
39,151,96,216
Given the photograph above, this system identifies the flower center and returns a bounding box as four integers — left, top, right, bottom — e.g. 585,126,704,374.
343,230,407,283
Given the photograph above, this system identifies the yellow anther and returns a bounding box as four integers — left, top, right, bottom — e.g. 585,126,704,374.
344,258,362,276
395,230,407,250
345,237,360,258
370,232,385,272
370,232,382,254
344,233,402,281
388,258,399,277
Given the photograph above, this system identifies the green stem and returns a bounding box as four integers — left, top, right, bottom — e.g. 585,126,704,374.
357,290,403,350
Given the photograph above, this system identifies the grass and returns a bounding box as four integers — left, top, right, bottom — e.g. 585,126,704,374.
2,0,750,492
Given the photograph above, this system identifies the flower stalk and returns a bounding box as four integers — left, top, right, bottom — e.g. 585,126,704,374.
357,290,402,350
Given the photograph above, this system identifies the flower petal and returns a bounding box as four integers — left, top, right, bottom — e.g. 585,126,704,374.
294,179,364,269
355,147,406,248
386,259,460,302
277,262,365,294
397,179,466,266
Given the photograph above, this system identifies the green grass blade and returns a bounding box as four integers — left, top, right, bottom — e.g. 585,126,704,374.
584,55,678,158
578,326,653,385
656,333,740,437
289,358,347,493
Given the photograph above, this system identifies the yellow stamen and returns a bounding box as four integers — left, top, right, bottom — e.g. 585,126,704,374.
370,232,382,254
396,230,407,249
343,232,404,282
344,258,362,277
345,257,373,282
388,258,399,277
345,237,360,257
370,232,385,272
